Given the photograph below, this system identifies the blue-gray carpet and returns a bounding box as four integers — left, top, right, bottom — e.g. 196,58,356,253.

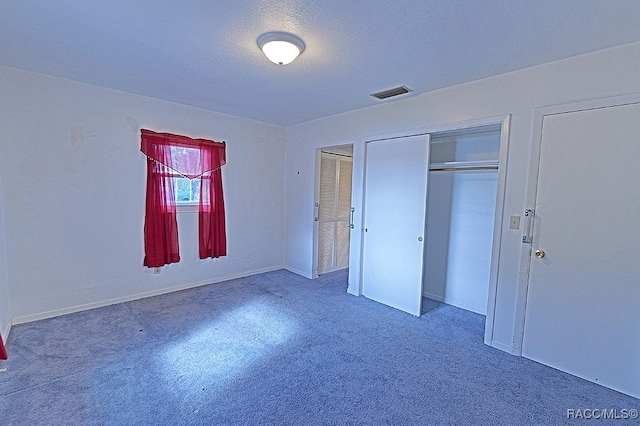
0,269,637,425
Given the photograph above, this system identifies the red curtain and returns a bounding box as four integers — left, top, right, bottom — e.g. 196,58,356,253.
0,334,7,360
199,144,227,258
142,144,180,268
141,129,226,267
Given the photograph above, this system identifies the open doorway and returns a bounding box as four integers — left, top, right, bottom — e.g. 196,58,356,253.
422,125,501,315
313,144,353,277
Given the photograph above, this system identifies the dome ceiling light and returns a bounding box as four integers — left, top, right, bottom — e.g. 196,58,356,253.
257,32,305,65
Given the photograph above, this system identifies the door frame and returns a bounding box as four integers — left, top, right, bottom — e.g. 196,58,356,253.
348,115,511,332
312,144,354,278
511,92,640,354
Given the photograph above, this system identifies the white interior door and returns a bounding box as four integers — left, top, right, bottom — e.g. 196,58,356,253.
362,135,429,316
522,102,640,398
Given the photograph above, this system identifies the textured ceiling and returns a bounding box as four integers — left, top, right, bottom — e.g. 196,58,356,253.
2,1,640,126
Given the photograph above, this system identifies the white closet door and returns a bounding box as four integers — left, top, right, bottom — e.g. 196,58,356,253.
362,135,429,316
522,102,640,398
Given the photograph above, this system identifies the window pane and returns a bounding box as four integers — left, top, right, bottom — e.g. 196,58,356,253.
174,177,199,203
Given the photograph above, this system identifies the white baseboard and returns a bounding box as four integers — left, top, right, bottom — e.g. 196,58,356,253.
422,291,487,315
283,266,313,279
11,265,284,326
486,338,518,355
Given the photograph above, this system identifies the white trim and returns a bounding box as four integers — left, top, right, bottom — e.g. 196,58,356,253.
487,339,518,355
320,152,353,162
423,291,487,316
534,92,640,117
11,266,283,326
483,115,512,348
311,149,322,278
347,140,366,295
360,115,508,144
511,92,640,355
176,203,199,212
284,265,313,279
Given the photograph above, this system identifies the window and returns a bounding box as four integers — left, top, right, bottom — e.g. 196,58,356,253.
140,129,227,267
170,145,201,205
175,176,200,204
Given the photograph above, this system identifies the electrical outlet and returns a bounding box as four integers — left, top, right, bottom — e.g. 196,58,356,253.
509,215,521,230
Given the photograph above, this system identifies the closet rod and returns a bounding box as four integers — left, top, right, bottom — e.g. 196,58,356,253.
429,160,498,172
429,165,498,172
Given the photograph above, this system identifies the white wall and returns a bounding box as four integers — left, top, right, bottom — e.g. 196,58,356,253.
283,41,640,352
0,179,10,342
0,66,286,324
424,170,498,315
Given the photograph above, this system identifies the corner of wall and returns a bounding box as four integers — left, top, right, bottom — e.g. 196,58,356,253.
283,266,313,280
1,320,11,347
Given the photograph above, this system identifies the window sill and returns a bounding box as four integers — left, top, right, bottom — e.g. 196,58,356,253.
177,203,199,213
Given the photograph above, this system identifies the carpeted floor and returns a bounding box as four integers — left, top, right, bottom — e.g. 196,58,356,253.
0,269,637,425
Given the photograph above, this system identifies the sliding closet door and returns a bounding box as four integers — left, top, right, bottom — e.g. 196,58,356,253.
362,135,429,316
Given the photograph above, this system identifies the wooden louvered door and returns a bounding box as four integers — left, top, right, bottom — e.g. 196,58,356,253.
317,153,353,275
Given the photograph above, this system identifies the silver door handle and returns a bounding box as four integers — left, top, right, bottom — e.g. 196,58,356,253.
522,209,534,244
349,207,355,229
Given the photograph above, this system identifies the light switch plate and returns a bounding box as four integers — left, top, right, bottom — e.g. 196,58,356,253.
509,215,521,230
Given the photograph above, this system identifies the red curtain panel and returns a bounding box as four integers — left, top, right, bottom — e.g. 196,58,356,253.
198,141,227,259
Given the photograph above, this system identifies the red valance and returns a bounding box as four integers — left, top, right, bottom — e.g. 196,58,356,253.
140,129,226,179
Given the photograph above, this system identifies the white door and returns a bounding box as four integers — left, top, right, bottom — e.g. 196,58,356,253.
362,135,429,316
522,102,640,398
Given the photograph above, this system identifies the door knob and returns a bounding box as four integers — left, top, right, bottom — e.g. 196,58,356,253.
534,249,546,259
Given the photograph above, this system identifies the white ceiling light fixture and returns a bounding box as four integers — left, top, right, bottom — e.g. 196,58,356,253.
257,31,305,65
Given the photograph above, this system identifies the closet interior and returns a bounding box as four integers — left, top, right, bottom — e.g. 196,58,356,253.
423,126,501,315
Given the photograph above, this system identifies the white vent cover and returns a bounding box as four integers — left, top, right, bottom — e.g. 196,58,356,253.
371,85,412,100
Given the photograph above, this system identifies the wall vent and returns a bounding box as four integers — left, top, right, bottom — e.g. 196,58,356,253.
370,85,412,100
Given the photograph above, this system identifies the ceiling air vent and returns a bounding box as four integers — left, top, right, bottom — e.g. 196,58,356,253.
371,85,412,100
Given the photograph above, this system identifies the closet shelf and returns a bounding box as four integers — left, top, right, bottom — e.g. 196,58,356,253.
429,160,498,172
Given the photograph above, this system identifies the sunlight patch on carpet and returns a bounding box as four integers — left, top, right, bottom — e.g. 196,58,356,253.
162,300,299,397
